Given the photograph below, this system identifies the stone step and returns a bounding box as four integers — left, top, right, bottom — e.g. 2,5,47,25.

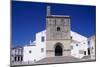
35,56,81,64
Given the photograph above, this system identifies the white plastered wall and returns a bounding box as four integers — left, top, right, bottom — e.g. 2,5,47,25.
23,30,46,62
70,31,88,58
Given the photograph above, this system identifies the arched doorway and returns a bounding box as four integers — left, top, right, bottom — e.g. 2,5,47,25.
55,43,63,56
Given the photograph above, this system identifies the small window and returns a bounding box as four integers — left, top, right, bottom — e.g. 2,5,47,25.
88,48,91,55
76,44,78,46
71,36,72,39
84,51,86,55
57,27,60,31
88,41,90,45
41,48,44,52
29,50,32,54
41,36,44,42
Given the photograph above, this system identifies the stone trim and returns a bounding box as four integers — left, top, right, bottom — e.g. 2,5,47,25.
64,49,71,51
46,16,70,18
46,49,71,52
46,39,71,41
46,50,54,52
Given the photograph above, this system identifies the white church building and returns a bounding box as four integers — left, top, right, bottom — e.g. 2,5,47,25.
23,30,95,63
11,6,96,64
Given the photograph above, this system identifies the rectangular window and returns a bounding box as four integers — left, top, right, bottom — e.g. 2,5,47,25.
71,36,72,39
84,51,86,55
41,48,44,52
41,36,44,42
88,48,91,55
88,41,90,45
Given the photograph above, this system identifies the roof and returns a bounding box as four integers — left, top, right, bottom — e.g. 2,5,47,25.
11,44,24,49
46,15,70,18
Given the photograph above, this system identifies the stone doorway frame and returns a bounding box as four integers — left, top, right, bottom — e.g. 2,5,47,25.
54,42,63,56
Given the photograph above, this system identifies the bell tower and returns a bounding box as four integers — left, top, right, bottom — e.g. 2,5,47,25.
47,6,51,16
46,6,71,57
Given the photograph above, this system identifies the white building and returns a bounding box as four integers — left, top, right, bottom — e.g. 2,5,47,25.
11,47,23,63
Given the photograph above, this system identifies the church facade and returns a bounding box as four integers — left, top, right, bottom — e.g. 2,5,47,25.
46,6,71,57
46,15,71,57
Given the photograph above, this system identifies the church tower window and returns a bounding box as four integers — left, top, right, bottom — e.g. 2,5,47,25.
57,27,60,31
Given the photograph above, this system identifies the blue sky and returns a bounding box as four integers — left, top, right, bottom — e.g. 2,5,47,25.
12,1,96,47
